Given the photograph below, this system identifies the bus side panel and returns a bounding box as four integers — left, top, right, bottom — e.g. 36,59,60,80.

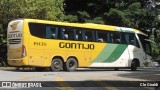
28,36,45,66
65,41,106,67
31,40,66,67
89,43,129,67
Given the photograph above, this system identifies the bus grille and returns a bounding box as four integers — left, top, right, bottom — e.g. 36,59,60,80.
9,39,21,44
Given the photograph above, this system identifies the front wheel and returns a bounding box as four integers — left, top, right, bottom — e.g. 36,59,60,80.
64,58,78,72
131,61,137,71
50,58,63,72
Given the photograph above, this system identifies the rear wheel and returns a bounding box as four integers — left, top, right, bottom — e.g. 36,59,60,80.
50,58,63,72
64,58,78,72
131,60,138,71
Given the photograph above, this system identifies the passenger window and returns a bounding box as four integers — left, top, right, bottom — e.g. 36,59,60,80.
50,26,57,39
61,27,74,40
121,33,127,44
75,29,82,41
83,30,94,42
61,28,68,40
129,34,134,45
111,32,121,44
56,27,62,39
46,26,51,39
96,31,108,43
29,23,46,38
67,28,74,40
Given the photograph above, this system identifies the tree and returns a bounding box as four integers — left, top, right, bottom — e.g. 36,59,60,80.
0,0,64,66
104,8,129,27
0,0,64,26
64,0,160,61
0,24,7,66
64,0,158,30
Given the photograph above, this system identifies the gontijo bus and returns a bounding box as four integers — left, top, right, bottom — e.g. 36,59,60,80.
7,19,152,71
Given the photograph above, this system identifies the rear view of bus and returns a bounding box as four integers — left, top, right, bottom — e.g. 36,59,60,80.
7,19,26,66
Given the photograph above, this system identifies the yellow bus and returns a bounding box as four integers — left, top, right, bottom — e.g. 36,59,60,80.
7,19,152,71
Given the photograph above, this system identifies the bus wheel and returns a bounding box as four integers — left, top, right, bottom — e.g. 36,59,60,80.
131,60,137,71
50,58,63,71
65,58,78,72
114,67,119,71
35,67,46,71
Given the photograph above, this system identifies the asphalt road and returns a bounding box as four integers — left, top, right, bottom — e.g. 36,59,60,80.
0,67,159,90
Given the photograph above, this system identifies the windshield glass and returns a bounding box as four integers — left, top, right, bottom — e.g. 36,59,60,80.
138,34,151,55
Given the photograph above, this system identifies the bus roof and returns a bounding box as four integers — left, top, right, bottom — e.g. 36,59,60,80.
24,19,147,36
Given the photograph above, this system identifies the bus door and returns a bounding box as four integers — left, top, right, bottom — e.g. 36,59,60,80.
126,33,144,66
136,34,153,66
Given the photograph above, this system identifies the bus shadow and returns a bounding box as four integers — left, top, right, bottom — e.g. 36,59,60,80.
2,67,144,72
76,68,132,72
117,68,160,81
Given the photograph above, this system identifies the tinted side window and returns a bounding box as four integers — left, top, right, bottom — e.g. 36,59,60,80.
75,29,82,41
50,26,58,39
45,25,61,39
29,23,46,38
111,32,121,44
61,27,75,40
83,30,95,42
121,33,127,44
96,31,108,43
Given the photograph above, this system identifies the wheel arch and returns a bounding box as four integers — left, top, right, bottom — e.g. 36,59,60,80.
52,56,65,65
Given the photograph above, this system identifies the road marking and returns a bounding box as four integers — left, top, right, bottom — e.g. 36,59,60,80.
20,75,48,80
20,74,56,80
55,77,75,90
93,79,118,90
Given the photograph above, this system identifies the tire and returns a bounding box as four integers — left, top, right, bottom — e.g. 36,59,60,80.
114,67,119,71
131,60,137,71
50,58,63,72
64,58,78,72
35,67,46,71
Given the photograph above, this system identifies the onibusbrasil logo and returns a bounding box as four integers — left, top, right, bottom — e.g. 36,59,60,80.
1,82,42,88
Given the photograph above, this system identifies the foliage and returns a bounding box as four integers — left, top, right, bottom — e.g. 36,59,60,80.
150,29,160,61
0,24,7,66
64,15,78,23
0,0,64,66
105,8,128,27
0,0,64,26
64,0,160,61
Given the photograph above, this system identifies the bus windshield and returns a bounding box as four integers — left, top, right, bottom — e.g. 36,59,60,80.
138,34,151,55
